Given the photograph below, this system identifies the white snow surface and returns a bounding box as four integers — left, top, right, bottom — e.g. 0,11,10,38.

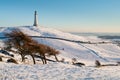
0,62,120,80
0,26,120,80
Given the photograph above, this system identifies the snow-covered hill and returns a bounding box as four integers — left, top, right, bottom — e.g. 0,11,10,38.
0,26,120,80
0,62,120,80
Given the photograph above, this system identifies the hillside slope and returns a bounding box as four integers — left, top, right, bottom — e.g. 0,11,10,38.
0,26,120,80
0,26,120,65
0,62,120,80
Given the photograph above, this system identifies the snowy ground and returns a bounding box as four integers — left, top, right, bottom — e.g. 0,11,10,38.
0,26,120,80
0,62,120,80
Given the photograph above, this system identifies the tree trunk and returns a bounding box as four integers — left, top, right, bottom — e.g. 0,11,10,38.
54,54,59,61
43,55,47,64
31,55,36,64
41,57,45,64
21,54,25,62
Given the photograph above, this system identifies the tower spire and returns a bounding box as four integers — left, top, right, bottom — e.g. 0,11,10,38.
33,11,39,26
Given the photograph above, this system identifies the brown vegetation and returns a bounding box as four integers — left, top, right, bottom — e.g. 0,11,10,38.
4,29,60,64
95,60,101,67
72,58,85,67
95,60,118,67
7,58,18,64
0,57,2,61
72,58,77,64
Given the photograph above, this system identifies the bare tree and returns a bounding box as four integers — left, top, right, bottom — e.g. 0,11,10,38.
4,29,37,64
28,43,47,64
4,29,60,64
45,46,59,61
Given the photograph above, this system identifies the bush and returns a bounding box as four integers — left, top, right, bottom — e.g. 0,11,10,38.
46,46,60,61
117,61,120,64
95,60,101,67
72,58,77,64
7,58,18,64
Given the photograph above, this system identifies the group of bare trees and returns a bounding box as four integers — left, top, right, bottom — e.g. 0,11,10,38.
3,29,60,64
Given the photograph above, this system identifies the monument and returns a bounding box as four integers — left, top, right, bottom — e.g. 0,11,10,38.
33,11,39,26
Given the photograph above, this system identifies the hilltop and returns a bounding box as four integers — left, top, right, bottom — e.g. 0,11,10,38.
0,26,120,80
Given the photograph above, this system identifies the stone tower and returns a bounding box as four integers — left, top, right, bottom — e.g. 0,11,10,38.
33,11,39,26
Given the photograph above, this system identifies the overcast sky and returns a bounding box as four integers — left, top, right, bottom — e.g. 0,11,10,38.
0,0,120,33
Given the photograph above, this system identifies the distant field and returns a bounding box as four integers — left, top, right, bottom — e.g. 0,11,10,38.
71,32,120,40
